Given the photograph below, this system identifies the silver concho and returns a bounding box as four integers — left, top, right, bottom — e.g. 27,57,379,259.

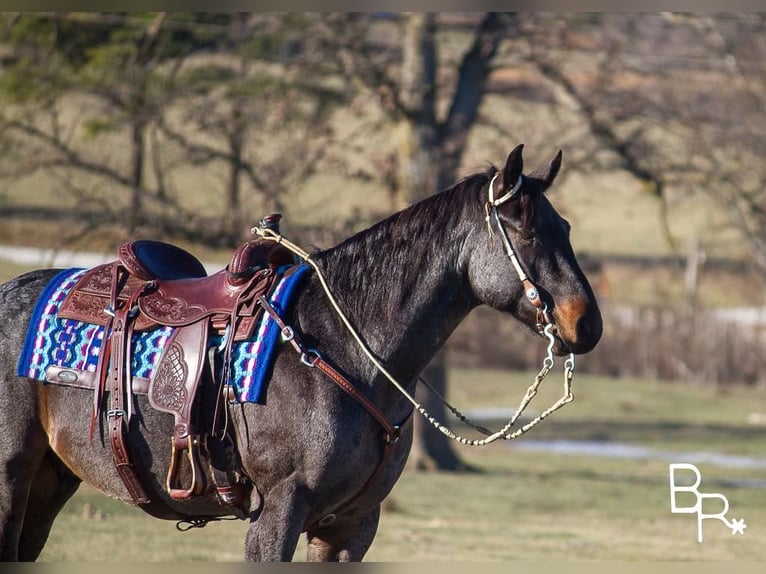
57,369,79,384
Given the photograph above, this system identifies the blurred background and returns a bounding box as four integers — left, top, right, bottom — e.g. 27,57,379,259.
0,13,764,560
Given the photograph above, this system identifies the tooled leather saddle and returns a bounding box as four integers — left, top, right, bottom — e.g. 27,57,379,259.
53,214,297,514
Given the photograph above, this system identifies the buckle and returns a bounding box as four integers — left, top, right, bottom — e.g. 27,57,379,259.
106,409,126,418
300,349,321,367
281,326,295,342
385,426,401,444
103,304,140,319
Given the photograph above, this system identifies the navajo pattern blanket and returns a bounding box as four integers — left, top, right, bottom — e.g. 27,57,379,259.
17,264,310,403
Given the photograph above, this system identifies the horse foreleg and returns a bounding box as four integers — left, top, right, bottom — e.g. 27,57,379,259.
243,480,309,562
305,505,381,562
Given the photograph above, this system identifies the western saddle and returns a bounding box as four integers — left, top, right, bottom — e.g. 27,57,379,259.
53,214,298,515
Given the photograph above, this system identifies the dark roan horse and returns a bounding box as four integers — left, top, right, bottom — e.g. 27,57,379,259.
0,144,601,561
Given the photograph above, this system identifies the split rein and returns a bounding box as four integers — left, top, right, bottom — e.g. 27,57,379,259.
251,174,576,446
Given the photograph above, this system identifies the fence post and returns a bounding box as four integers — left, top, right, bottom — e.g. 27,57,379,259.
684,238,706,312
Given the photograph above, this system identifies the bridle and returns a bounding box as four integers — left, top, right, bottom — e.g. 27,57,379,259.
484,171,553,332
252,173,578,447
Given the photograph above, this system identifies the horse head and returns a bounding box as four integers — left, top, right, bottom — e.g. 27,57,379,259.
468,144,602,356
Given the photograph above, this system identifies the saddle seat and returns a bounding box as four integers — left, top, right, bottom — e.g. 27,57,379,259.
117,240,208,281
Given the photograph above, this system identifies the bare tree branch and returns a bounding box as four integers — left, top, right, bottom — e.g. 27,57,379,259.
437,12,515,186
0,113,135,189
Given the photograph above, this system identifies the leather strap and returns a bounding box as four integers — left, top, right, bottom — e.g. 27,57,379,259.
89,336,111,441
49,365,150,395
257,296,399,441
257,295,412,529
309,408,413,531
107,267,150,504
46,365,242,402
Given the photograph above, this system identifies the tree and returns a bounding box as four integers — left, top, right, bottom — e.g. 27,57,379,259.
0,13,234,241
315,13,515,470
156,13,344,247
517,13,766,272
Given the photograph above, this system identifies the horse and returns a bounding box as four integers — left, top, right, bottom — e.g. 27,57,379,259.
0,144,602,561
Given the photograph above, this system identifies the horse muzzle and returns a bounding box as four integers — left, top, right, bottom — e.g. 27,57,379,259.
550,297,603,355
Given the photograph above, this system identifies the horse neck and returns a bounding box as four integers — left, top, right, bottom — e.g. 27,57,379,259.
312,187,481,383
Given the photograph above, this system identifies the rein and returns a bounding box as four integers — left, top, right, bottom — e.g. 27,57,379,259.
251,175,576,446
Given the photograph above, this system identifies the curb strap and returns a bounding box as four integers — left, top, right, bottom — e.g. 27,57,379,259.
256,295,411,528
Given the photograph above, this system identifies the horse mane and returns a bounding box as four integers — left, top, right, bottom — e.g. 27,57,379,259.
313,167,498,321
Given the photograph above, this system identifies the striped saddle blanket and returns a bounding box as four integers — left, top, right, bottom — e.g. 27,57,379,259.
17,264,310,403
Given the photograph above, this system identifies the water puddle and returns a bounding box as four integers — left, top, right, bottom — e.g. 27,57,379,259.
512,439,766,473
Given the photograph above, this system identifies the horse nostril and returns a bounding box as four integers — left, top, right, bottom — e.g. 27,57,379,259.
577,315,591,339
576,310,602,352
553,297,602,354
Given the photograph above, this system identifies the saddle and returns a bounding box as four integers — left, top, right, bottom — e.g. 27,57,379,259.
55,214,297,512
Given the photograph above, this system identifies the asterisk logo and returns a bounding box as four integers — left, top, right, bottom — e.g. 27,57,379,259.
730,518,747,536
670,463,749,542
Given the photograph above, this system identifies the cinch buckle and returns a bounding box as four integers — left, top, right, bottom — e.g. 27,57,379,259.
281,326,295,342
106,409,126,418
300,349,321,368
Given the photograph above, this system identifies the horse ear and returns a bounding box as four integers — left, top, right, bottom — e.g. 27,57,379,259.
502,144,524,191
532,150,563,188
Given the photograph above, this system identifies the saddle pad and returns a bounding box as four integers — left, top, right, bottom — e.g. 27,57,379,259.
17,264,311,404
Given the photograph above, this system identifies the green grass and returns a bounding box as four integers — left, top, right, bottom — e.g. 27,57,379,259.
367,449,766,561
36,369,766,562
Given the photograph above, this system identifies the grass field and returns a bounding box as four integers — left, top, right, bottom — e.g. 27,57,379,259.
36,369,766,562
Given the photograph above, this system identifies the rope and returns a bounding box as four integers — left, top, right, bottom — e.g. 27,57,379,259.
252,226,576,446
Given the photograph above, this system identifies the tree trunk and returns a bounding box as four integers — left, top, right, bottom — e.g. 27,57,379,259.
395,13,437,208
223,16,252,247
128,117,146,235
126,13,166,235
225,102,245,246
409,349,474,471
401,13,510,472
395,13,464,472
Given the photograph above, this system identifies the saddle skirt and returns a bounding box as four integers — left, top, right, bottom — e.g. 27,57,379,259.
18,263,310,403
